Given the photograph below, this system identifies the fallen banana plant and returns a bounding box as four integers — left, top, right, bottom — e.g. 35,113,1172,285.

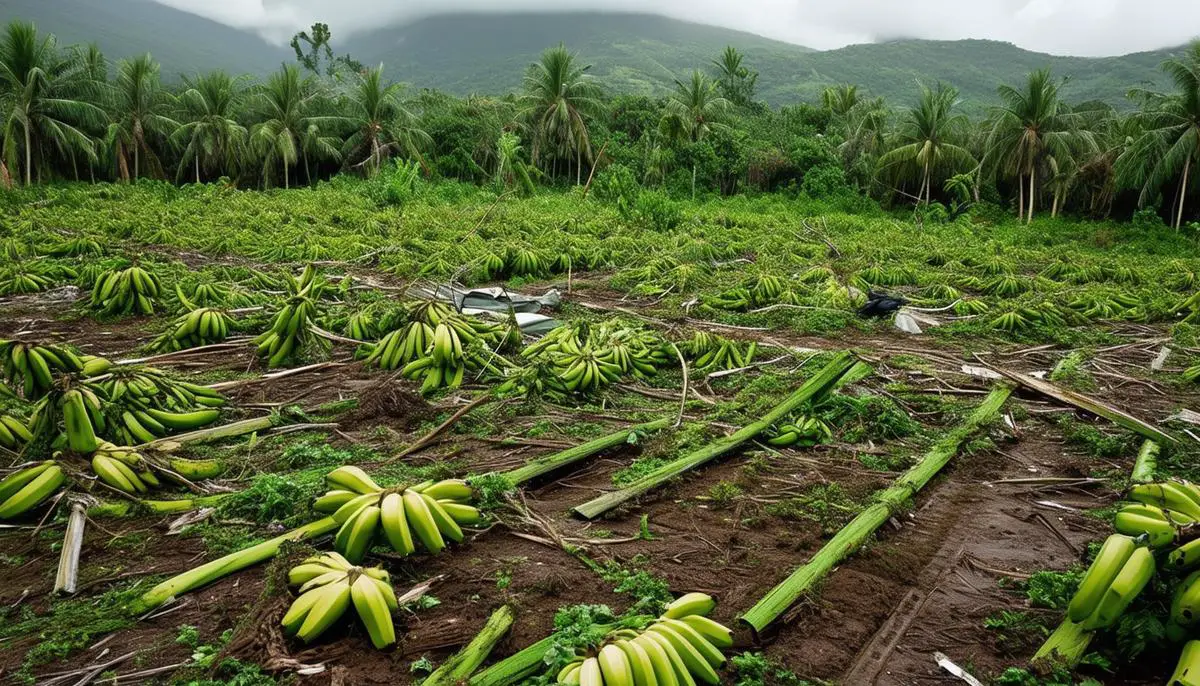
131,516,340,613
421,605,514,686
740,384,1013,634
573,352,860,519
490,417,672,487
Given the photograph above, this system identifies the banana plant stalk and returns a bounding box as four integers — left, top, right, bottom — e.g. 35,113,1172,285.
132,516,339,613
422,605,514,686
139,415,275,450
495,417,672,486
573,352,859,519
88,493,232,518
54,500,88,594
1031,618,1093,670
740,384,1014,634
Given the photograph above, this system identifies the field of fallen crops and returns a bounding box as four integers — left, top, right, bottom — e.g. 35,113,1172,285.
1,181,1199,686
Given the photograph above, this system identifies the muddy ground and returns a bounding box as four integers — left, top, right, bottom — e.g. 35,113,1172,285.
0,278,1195,686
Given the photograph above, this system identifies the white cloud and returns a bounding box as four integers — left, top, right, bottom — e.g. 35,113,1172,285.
152,0,1200,56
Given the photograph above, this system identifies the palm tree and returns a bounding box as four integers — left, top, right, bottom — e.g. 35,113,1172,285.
494,131,535,195
983,69,1093,223
711,46,757,107
170,71,247,183
660,70,730,198
821,85,861,118
105,54,177,181
0,21,107,185
1078,109,1139,217
519,44,603,184
1117,43,1200,229
877,83,976,206
333,65,430,177
248,63,338,188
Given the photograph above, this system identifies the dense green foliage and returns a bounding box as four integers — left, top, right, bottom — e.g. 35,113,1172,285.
1,18,1199,228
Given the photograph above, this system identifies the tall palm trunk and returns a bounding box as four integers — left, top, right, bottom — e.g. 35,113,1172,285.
24,121,32,186
576,143,581,186
134,143,140,180
195,154,200,184
692,163,697,201
1176,154,1192,230
1018,174,1025,220
1027,167,1036,224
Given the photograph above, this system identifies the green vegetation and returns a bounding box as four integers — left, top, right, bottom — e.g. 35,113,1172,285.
2,18,1200,230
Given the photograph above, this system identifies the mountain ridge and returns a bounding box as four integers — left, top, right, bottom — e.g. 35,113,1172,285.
0,1,1181,107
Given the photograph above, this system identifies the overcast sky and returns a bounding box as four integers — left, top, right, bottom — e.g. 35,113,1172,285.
152,0,1200,56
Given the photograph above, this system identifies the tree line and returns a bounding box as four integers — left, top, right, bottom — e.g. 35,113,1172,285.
2,19,1199,227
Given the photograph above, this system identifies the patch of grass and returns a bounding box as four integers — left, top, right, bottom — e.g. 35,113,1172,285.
813,393,921,443
706,481,744,508
0,579,150,682
984,610,1051,651
730,651,819,686
1049,351,1097,391
1057,416,1139,460
184,522,264,556
591,556,673,616
1024,569,1081,611
217,473,313,526
766,483,863,535
277,439,380,470
612,455,673,486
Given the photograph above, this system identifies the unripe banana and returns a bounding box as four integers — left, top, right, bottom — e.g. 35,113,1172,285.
296,581,352,643
350,573,396,648
662,592,716,619
1067,534,1137,622
1082,546,1156,630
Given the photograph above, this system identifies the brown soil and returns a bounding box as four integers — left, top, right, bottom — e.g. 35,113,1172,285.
2,273,1196,685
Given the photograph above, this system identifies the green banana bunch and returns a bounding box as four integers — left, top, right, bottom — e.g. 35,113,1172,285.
1114,503,1189,549
255,294,317,368
364,321,434,370
0,412,33,450
493,360,570,402
313,466,483,563
115,407,222,444
555,348,623,394
151,307,232,352
1065,535,1157,631
408,299,455,327
507,247,546,276
0,340,84,399
766,416,833,447
983,275,1026,297
1171,640,1200,686
283,552,398,648
551,592,731,686
748,273,786,306
91,440,160,494
953,297,990,316
990,310,1034,333
345,310,378,341
1128,481,1200,521
0,267,52,295
79,355,113,377
46,236,103,257
59,387,104,453
692,338,757,372
0,461,67,519
705,287,753,311
178,283,229,308
91,265,162,316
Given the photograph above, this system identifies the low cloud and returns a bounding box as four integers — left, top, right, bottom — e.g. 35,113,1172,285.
154,0,1200,56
